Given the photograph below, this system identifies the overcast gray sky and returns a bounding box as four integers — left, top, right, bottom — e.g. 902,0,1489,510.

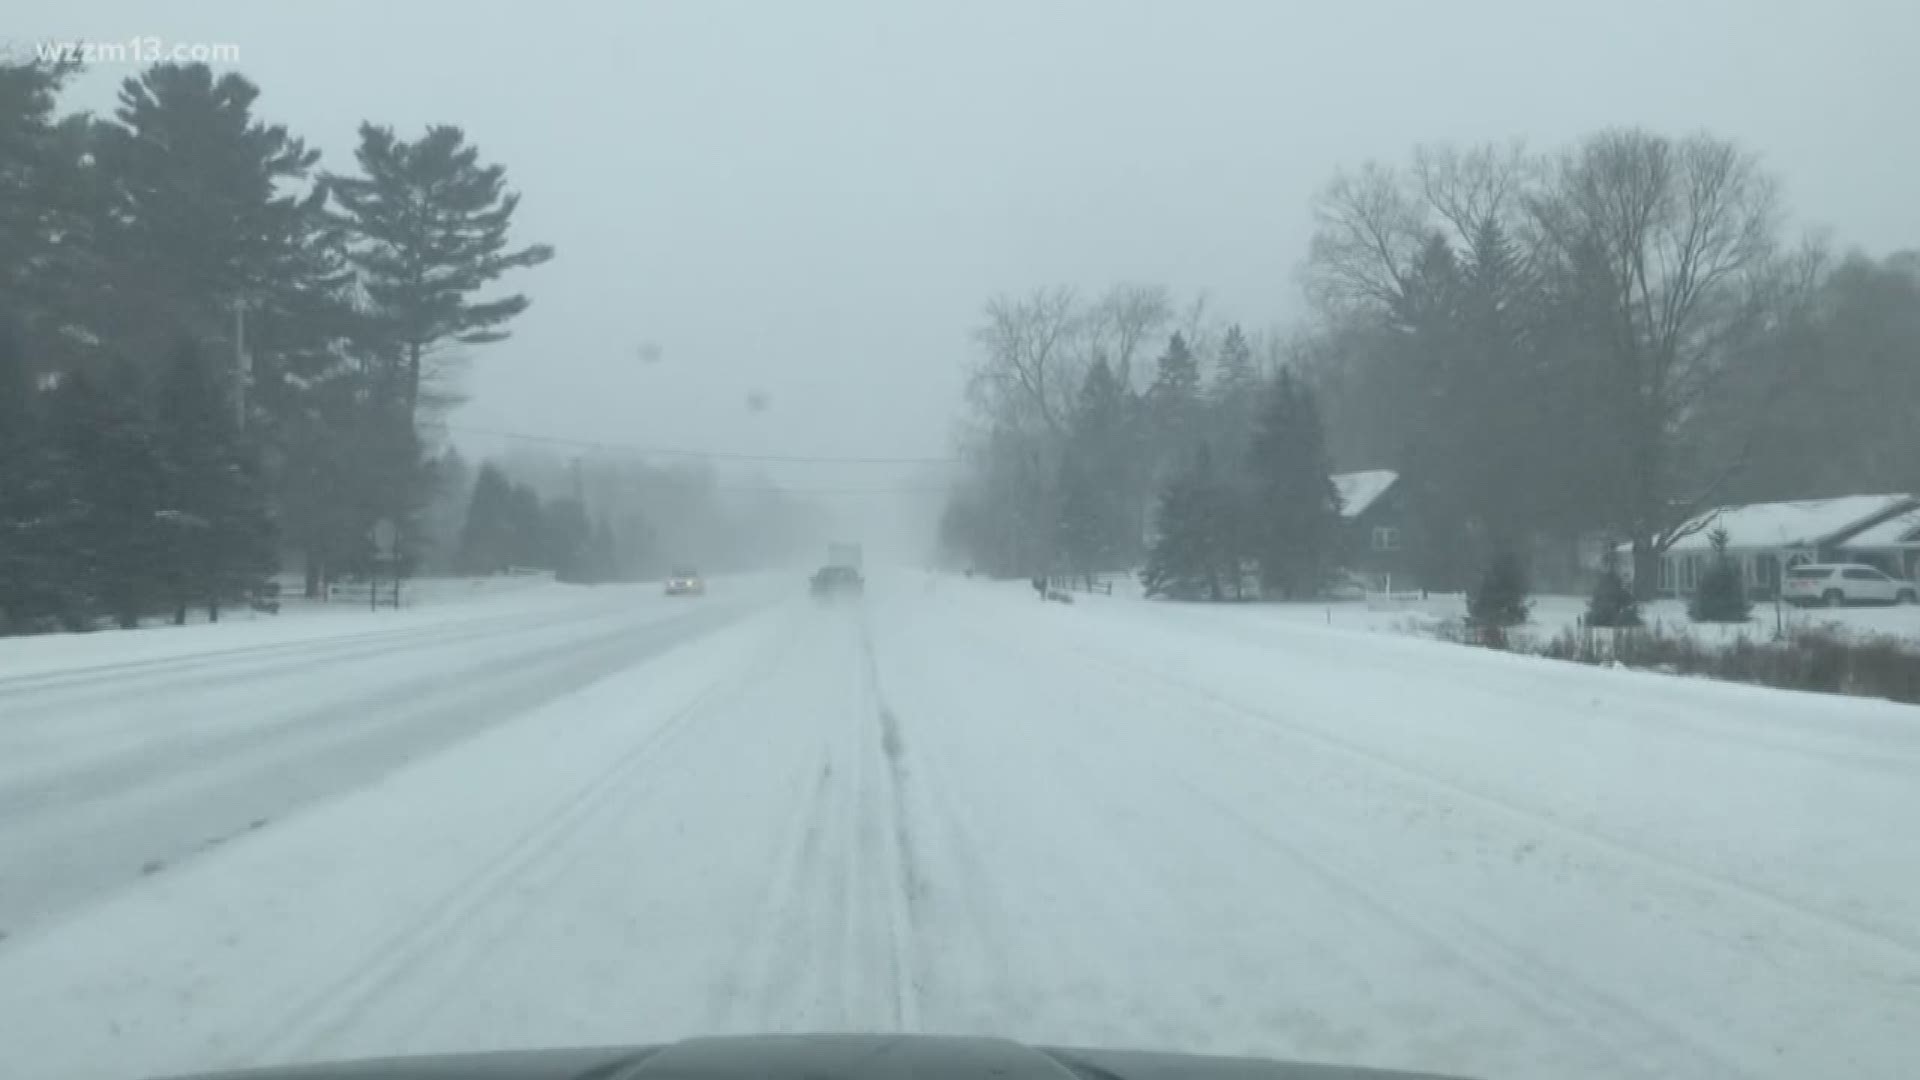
16,0,1920,537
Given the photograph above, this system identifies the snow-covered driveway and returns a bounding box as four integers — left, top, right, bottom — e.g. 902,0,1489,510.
2,574,1915,1080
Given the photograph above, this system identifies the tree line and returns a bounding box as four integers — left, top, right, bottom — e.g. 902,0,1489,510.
942,128,1920,602
436,448,829,585
0,57,552,633
939,284,1343,599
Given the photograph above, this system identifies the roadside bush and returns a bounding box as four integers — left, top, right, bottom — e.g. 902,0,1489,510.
1688,528,1752,623
1585,565,1642,628
1527,622,1920,705
1468,547,1531,630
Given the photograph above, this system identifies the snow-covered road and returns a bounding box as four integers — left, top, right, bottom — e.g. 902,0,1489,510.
0,580,778,935
2,574,1916,1080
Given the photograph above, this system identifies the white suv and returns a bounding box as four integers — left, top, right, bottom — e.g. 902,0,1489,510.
1781,563,1918,607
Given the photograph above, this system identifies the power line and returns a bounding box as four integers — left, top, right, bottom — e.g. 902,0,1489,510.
441,422,957,466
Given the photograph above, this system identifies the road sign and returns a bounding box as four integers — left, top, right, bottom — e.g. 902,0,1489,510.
371,518,399,559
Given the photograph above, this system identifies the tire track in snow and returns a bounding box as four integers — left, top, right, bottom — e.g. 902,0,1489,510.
250,620,797,1063
937,582,1918,965
706,605,917,1034
0,599,772,937
984,614,1882,1077
1160,771,1755,1080
877,702,922,1031
888,606,1276,1052
718,607,923,1034
897,732,1023,1027
0,601,750,821
860,608,922,1033
717,753,835,1032
923,605,1776,1073
862,604,1025,1033
1079,644,1920,968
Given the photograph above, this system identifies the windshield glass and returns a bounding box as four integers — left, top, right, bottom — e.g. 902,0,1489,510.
3,5,1918,1080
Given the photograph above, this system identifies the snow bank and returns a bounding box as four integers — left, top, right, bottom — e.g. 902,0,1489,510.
0,577,601,681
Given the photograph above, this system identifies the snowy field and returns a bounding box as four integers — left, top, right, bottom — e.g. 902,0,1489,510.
2,571,1917,1079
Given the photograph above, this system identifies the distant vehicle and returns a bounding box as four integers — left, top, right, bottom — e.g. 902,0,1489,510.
811,565,864,598
1781,562,1917,607
827,542,863,571
664,567,706,596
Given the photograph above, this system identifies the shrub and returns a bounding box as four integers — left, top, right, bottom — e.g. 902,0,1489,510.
1468,547,1531,629
1689,527,1752,623
1520,621,1920,705
1585,564,1642,628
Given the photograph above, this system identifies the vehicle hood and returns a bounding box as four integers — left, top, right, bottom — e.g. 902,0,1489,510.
156,1034,1465,1080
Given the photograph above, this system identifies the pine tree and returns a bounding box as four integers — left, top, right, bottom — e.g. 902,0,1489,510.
0,317,58,632
0,58,105,373
1056,357,1130,580
1208,324,1260,462
1469,546,1532,629
1140,445,1236,600
1054,451,1102,584
1146,332,1202,482
1689,527,1752,623
326,124,554,426
417,447,474,572
1211,325,1257,399
44,364,173,628
458,464,516,574
0,60,65,277
543,497,593,582
95,63,323,362
154,339,278,622
245,177,364,592
1585,555,1642,628
1245,369,1341,599
506,483,546,569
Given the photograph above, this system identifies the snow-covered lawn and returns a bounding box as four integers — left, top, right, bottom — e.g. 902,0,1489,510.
1048,574,1920,650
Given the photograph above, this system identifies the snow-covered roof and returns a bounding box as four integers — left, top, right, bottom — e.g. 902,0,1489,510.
1331,470,1397,519
1841,506,1920,549
1658,493,1918,553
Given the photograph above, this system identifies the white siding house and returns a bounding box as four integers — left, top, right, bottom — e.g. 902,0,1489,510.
1621,493,1920,598
1838,506,1920,580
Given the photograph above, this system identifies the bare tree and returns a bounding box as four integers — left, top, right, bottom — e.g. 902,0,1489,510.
1174,291,1227,370
968,286,1083,437
1531,128,1781,594
1413,141,1536,246
1082,282,1173,389
1307,161,1426,314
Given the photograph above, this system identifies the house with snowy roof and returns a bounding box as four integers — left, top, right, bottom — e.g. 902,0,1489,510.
1837,505,1920,581
1621,492,1920,598
1331,469,1412,590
